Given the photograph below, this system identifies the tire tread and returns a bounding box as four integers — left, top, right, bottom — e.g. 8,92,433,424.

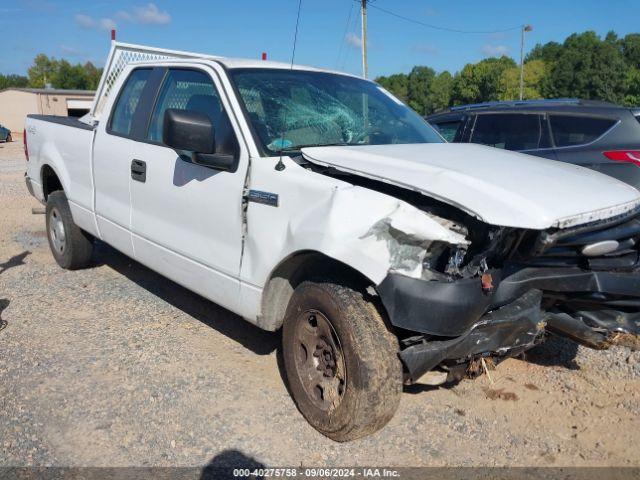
283,278,402,442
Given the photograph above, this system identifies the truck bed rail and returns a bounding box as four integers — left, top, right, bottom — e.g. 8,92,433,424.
28,114,96,131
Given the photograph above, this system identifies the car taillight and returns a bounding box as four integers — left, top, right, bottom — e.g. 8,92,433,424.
23,129,29,161
603,150,640,166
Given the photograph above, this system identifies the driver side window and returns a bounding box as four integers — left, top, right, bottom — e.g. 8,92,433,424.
147,68,239,157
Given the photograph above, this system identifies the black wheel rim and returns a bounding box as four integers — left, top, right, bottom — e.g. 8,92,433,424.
292,309,346,412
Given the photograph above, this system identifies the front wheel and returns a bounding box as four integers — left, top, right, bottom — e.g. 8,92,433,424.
46,191,94,269
282,279,403,442
6,133,12,143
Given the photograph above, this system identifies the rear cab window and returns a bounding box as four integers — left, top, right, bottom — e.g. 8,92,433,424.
108,68,152,136
470,113,550,151
549,115,617,147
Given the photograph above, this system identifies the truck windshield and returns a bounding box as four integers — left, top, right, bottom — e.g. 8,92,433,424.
229,68,443,155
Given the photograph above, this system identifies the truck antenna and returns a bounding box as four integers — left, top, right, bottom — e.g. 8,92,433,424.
275,0,303,172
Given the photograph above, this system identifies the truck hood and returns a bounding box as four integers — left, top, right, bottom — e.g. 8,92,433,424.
301,143,640,230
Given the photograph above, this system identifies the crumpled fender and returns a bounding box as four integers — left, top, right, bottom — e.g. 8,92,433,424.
282,184,468,284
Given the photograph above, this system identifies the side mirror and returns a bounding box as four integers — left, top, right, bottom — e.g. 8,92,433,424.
163,108,238,172
163,108,215,154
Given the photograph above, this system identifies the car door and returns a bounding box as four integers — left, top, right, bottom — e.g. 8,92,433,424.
130,65,248,312
93,67,162,256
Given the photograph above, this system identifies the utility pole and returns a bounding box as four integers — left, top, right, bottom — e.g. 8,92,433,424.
519,24,533,100
361,0,368,79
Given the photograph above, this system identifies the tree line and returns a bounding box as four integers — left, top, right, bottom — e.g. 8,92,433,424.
0,54,102,91
375,31,640,115
2,30,640,108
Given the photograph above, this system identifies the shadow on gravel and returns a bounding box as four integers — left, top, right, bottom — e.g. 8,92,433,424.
93,241,279,356
201,449,266,479
0,250,30,274
525,335,580,370
403,382,452,395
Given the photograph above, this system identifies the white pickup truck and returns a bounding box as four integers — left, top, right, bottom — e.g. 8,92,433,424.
24,43,640,441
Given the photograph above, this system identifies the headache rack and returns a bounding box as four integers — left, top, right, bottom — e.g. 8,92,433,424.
81,41,222,126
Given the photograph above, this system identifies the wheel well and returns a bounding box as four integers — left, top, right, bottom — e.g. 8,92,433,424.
41,165,63,199
259,251,375,331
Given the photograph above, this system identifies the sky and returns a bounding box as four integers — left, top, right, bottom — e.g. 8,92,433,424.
1,0,639,79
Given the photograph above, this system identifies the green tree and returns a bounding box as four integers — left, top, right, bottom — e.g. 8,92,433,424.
406,66,436,114
425,71,453,114
52,60,90,89
525,41,563,64
28,54,58,88
622,34,640,68
544,31,627,103
83,62,102,90
498,59,548,100
25,54,103,90
624,67,640,106
375,30,640,112
604,30,620,45
0,74,29,90
452,56,516,104
375,73,409,102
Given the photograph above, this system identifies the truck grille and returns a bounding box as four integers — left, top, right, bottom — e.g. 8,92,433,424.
526,212,640,270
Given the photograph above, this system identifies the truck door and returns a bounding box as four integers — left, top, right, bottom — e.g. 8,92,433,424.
93,67,163,256
130,65,248,312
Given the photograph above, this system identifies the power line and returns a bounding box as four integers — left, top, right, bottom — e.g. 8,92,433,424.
336,2,354,68
340,6,359,71
290,0,303,66
369,3,521,34
275,0,304,164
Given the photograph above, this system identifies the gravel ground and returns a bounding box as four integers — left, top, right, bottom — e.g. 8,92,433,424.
0,137,639,468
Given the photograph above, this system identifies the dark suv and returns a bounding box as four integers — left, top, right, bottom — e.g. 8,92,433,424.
427,99,640,189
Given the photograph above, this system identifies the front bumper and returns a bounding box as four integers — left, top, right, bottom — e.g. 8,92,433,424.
399,290,546,381
378,265,640,382
378,266,640,337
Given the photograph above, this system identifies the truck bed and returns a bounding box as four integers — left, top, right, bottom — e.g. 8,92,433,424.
25,114,96,230
27,114,95,131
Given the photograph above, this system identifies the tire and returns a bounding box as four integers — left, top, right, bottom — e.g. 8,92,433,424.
45,191,93,270
282,279,403,442
6,133,11,143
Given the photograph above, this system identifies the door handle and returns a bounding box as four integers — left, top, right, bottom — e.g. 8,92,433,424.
131,159,146,182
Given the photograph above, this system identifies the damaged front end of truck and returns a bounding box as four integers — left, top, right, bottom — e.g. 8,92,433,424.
376,200,640,384
300,151,640,386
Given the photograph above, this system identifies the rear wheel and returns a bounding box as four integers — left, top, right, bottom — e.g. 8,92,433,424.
6,133,12,142
46,191,93,269
282,279,403,441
